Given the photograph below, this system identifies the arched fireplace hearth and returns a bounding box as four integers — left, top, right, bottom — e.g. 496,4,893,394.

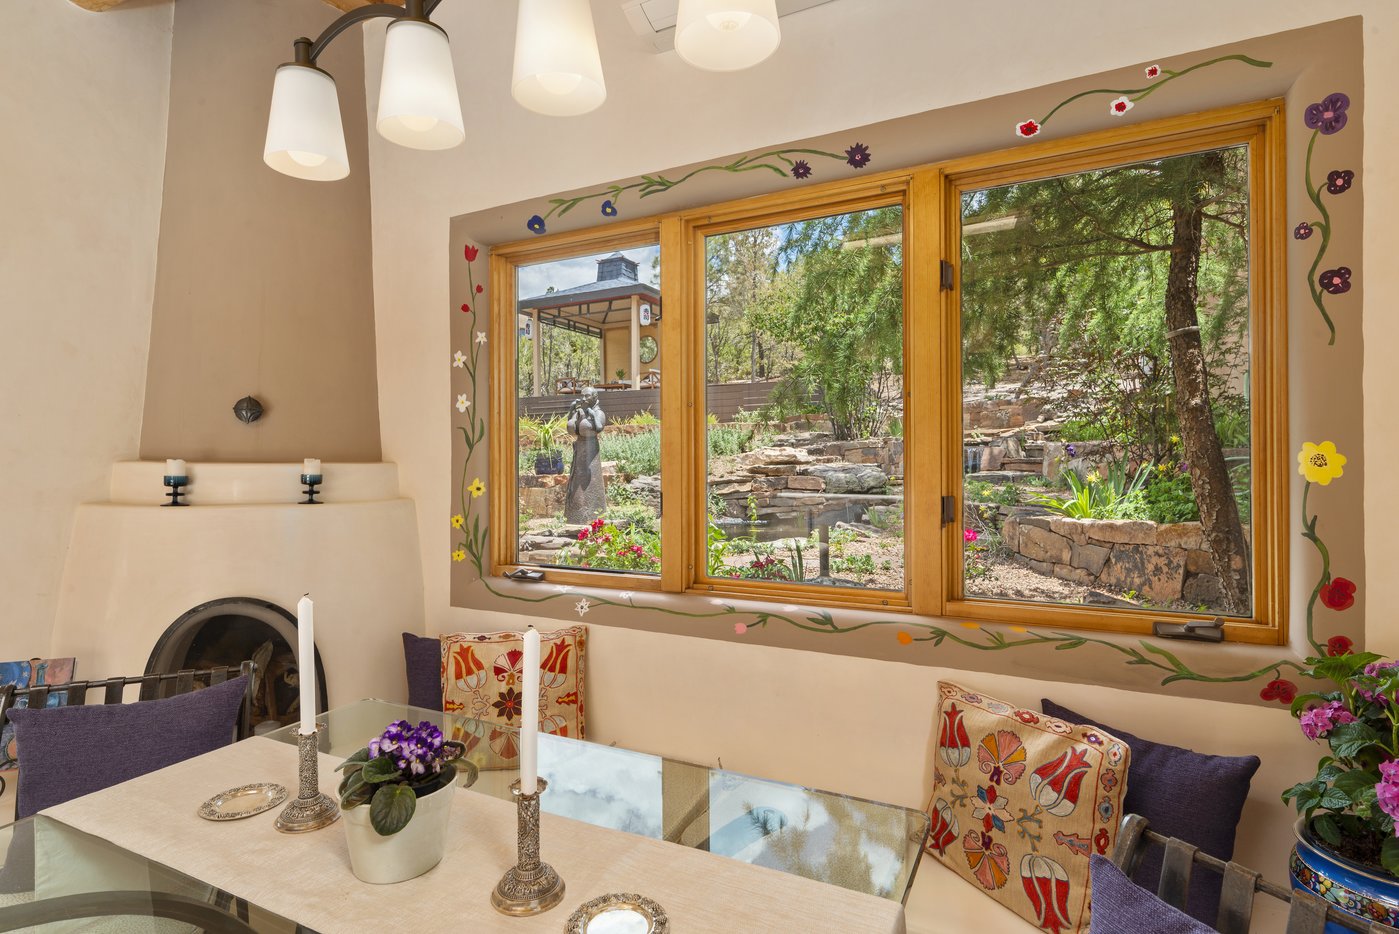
145,597,327,735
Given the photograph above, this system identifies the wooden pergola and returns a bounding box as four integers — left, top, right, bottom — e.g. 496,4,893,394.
518,253,661,396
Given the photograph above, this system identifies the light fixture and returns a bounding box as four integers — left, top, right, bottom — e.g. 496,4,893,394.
674,0,781,72
264,0,461,181
512,0,607,116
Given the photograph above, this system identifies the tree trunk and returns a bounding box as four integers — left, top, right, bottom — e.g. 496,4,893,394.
1164,153,1251,612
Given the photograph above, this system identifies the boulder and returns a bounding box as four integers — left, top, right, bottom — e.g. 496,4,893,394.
1155,522,1205,551
1019,526,1072,565
1096,544,1184,603
1070,541,1111,576
794,463,888,494
1182,573,1226,606
627,475,661,508
1082,520,1158,545
786,476,826,491
741,446,813,467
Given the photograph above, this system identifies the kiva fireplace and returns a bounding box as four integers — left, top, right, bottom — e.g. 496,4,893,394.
146,597,328,734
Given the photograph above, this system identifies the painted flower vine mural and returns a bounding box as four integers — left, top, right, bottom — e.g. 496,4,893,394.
1295,92,1356,345
1012,55,1272,139
453,242,489,575
522,143,874,235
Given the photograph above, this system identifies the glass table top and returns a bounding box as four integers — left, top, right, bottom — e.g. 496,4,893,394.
266,698,930,903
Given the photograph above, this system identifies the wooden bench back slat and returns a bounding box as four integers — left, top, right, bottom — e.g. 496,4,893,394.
1216,861,1260,934
1285,890,1330,934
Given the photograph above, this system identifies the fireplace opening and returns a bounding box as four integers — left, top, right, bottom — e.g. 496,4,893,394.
145,597,327,736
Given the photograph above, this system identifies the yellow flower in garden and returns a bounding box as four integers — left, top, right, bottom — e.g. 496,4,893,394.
1085,472,1100,484
1170,434,1181,444
469,478,486,498
450,514,464,529
1156,464,1168,474
1297,441,1347,485
451,548,466,562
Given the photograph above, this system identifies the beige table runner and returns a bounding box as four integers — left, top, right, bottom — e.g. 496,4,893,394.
42,738,906,933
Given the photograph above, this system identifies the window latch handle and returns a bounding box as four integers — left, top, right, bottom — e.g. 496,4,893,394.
939,260,955,291
941,494,956,526
1152,618,1225,643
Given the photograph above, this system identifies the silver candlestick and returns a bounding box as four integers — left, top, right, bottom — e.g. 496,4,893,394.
491,778,565,916
275,728,339,833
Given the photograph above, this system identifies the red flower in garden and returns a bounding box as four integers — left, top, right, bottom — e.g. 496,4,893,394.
1015,119,1041,138
464,244,480,262
1326,635,1355,656
1260,678,1298,704
1320,577,1357,611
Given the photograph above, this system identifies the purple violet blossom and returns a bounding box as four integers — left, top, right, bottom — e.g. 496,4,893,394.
369,719,448,778
1299,700,1356,740
1378,760,1399,826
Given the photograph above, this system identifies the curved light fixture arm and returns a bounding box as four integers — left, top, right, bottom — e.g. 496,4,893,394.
294,0,446,65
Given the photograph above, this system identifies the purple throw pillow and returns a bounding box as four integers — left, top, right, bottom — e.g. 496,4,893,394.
1043,698,1259,926
402,632,443,712
1089,855,1214,934
8,675,247,820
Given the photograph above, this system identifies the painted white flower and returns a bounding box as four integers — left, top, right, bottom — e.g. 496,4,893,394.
575,598,591,616
452,350,467,368
1108,96,1134,116
475,331,488,345
553,584,574,594
710,598,728,606
455,394,470,413
782,605,799,612
1145,64,1161,79
618,591,634,602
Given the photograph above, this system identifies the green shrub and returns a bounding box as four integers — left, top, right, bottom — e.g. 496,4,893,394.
1059,419,1114,442
1143,470,1198,524
1034,459,1153,520
708,425,756,459
599,430,661,477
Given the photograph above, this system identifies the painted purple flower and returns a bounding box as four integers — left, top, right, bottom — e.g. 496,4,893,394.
791,160,812,180
601,200,618,217
845,143,872,170
1294,222,1314,241
1319,267,1353,295
1326,170,1355,195
527,215,547,235
1304,93,1350,135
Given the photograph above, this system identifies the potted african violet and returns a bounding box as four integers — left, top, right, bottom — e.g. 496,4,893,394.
1285,649,1399,927
336,719,477,884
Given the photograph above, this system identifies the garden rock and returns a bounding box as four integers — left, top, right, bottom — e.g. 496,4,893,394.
626,475,661,508
795,463,887,494
1083,520,1157,545
1097,544,1184,603
1019,526,1072,565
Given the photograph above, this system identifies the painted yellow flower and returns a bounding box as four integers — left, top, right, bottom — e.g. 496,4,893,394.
450,514,465,529
451,548,466,562
469,478,486,498
959,621,982,630
1298,441,1347,486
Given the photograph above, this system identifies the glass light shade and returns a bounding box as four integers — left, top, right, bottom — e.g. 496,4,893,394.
263,64,350,181
512,0,607,116
675,0,780,72
377,19,465,150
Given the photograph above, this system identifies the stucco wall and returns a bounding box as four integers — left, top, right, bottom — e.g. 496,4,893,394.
0,0,175,661
139,0,381,463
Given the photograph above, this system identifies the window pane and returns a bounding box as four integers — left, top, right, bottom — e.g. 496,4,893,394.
959,145,1253,616
515,247,661,574
703,206,905,591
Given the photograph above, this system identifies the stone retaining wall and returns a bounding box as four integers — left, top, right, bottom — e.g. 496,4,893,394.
1002,515,1237,605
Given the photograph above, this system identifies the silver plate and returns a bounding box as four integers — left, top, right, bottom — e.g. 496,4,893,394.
198,783,288,821
565,893,669,934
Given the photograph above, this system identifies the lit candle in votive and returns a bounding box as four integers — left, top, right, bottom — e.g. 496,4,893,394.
297,595,316,735
520,628,540,794
165,459,187,479
303,458,322,478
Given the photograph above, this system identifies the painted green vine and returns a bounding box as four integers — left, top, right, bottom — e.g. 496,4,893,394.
523,143,873,236
1012,54,1272,139
1293,92,1355,346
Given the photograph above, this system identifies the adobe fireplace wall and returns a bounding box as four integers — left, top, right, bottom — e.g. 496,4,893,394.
48,462,423,707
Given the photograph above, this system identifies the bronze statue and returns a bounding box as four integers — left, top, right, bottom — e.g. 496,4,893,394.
564,387,607,524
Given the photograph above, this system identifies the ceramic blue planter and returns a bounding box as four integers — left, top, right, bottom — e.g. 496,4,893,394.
1290,817,1399,932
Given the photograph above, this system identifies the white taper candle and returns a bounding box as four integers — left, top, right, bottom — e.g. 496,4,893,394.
297,595,316,735
520,627,540,794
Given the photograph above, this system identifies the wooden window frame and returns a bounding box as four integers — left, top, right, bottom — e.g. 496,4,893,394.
487,98,1286,643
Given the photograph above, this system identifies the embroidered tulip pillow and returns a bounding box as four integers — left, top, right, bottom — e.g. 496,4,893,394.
440,627,586,770
925,682,1131,934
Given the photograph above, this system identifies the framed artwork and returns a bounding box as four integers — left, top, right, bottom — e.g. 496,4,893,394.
1,657,77,771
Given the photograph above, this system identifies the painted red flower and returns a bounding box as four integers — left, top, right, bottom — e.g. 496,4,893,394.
1145,64,1161,79
464,244,480,262
1320,577,1357,611
1016,119,1041,139
1260,678,1298,704
1326,635,1355,656
460,302,472,314
475,284,484,294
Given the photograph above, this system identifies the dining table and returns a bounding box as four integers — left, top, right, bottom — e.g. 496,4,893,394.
0,698,927,932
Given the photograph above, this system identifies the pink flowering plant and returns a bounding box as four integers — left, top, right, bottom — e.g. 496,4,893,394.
558,517,660,573
336,720,473,836
1283,651,1399,875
